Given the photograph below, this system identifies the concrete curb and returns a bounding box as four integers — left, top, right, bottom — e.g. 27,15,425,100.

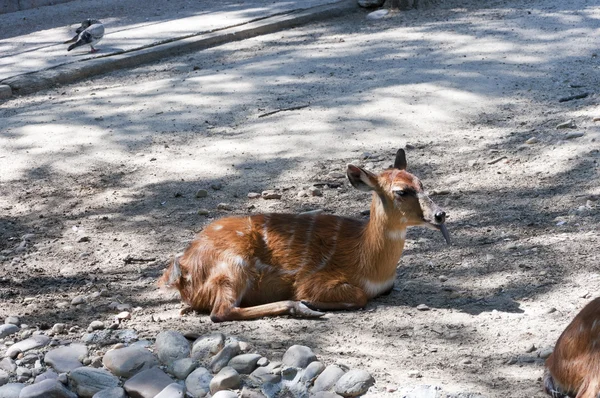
1,0,357,97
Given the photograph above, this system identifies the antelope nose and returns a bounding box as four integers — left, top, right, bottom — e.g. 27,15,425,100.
434,211,446,224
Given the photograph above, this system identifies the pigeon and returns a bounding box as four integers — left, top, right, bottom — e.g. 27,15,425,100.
65,19,104,53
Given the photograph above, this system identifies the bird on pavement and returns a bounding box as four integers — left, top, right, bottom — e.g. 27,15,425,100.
65,19,104,53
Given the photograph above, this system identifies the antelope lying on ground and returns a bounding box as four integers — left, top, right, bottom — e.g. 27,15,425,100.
544,297,600,398
159,149,450,322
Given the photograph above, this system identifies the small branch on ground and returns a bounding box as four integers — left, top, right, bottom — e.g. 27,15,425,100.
124,255,157,264
258,104,310,118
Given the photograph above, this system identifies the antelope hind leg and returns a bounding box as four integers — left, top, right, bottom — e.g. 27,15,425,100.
299,281,369,312
210,300,325,322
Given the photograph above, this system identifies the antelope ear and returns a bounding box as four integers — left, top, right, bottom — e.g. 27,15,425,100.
347,164,378,192
394,149,407,170
160,257,182,287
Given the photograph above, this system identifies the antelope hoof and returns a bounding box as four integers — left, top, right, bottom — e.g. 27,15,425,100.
179,306,194,316
293,302,325,318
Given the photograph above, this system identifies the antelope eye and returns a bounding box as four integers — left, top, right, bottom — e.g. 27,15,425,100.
393,189,406,197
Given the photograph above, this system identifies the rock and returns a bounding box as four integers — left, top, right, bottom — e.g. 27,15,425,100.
19,379,77,398
249,366,281,385
4,316,19,326
102,346,158,378
334,370,374,397
155,330,191,365
257,357,269,367
0,85,12,99
191,333,225,362
51,324,66,335
34,369,58,383
71,296,86,306
0,324,19,339
210,342,240,373
92,387,127,398
539,347,554,359
115,311,131,321
328,172,345,179
311,393,343,398
308,187,322,197
185,367,212,398
241,387,267,398
68,367,119,398
281,366,298,381
210,366,241,394
565,131,585,139
87,321,104,332
154,383,185,398
123,367,174,398
6,335,50,359
15,367,32,382
168,357,198,379
282,345,316,368
247,192,261,199
212,391,238,398
525,137,539,144
0,358,16,373
81,330,116,346
211,183,223,191
0,370,7,386
44,344,87,373
0,383,25,398
366,9,388,19
301,361,325,383
262,190,282,200
416,304,430,311
556,120,576,129
198,208,210,216
313,365,346,393
196,189,208,198
228,353,261,374
217,203,232,211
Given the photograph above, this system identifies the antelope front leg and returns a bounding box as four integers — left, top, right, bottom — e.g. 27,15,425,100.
210,301,325,322
298,281,369,312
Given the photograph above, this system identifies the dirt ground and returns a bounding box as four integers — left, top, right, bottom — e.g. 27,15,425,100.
1,0,599,396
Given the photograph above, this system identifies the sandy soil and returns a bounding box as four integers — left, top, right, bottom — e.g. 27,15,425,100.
1,0,599,396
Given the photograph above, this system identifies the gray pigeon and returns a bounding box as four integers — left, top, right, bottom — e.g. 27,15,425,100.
65,19,104,53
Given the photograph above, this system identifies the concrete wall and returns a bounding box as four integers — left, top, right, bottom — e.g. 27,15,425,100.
1,0,76,14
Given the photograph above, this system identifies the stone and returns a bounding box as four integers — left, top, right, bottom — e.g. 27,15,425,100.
81,330,116,346
123,367,174,398
334,369,374,396
247,192,261,199
68,367,119,398
313,365,346,393
211,183,223,191
282,345,316,368
556,120,576,129
4,316,19,326
210,366,241,394
228,353,261,374
34,369,58,383
261,190,282,200
0,86,12,100
51,324,66,335
257,357,269,367
87,321,104,332
154,383,185,398
168,357,198,379
539,347,554,359
212,391,238,398
6,335,50,359
0,370,7,386
115,311,131,321
241,387,267,398
71,296,86,306
0,383,25,398
44,344,87,373
210,342,240,373
0,324,19,339
308,187,322,197
366,9,389,19
92,387,127,398
328,172,345,179
416,304,430,311
155,330,190,365
249,366,281,385
185,367,212,398
311,393,343,398
102,346,158,378
525,137,539,144
565,131,585,139
217,203,232,211
191,333,225,362
301,361,325,383
19,379,77,398
196,189,208,198
0,358,16,373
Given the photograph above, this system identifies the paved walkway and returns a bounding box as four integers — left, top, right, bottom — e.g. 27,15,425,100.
0,0,354,93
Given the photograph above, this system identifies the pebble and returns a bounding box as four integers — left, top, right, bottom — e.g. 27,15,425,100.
155,330,191,365
115,311,131,321
185,367,212,397
34,369,58,383
228,353,262,374
211,183,223,191
197,208,210,216
123,367,174,398
525,137,539,144
539,347,554,359
154,383,185,398
102,346,158,378
191,333,225,363
210,342,241,373
256,357,269,367
19,379,77,398
328,172,345,179
68,367,120,398
44,343,87,373
438,275,448,283
247,192,261,199
91,387,127,398
408,370,422,378
4,316,19,326
313,365,346,393
301,361,325,383
366,9,389,19
51,323,66,335
308,187,323,197
565,131,585,139
210,366,241,394
0,370,7,386
0,358,16,373
217,203,233,211
71,296,86,306
168,357,198,380
212,391,238,398
196,189,209,198
556,120,576,129
6,335,50,359
0,383,25,397
250,366,281,385
87,321,105,332
262,190,282,200
334,369,375,397
416,304,431,311
0,324,19,339
16,367,32,382
282,345,316,368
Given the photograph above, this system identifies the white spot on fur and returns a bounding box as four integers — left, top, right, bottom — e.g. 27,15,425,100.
362,278,395,298
236,231,244,237
387,229,407,240
213,224,223,231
